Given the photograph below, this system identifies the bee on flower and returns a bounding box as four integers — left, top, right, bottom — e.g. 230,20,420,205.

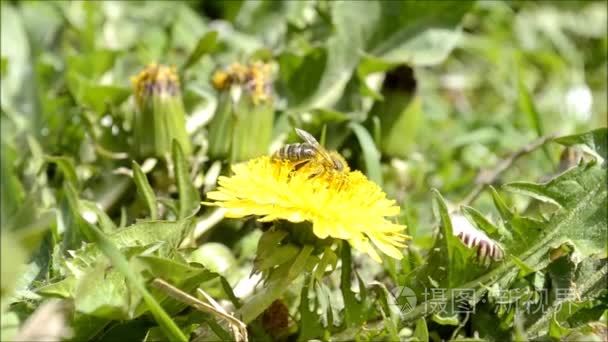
273,128,348,184
205,128,410,262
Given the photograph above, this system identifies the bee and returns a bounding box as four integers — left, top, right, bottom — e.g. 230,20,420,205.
273,128,348,177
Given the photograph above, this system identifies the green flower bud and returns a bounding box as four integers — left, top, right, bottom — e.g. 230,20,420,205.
207,62,274,163
131,63,191,158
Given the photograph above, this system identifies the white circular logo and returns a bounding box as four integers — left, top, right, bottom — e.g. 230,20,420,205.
390,286,417,313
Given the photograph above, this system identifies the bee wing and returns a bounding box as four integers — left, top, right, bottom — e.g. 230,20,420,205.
295,128,334,164
295,128,320,147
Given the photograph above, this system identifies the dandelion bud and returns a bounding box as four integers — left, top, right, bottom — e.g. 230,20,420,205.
207,61,274,163
131,63,191,158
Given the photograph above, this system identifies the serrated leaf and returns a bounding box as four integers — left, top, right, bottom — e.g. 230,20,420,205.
109,219,195,254
503,181,563,208
461,205,503,240
403,160,607,330
79,216,188,341
74,263,132,319
555,128,607,161
137,255,215,285
489,186,545,254
504,161,607,258
238,245,313,324
36,276,77,298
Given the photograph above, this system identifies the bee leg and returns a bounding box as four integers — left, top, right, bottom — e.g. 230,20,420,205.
334,175,347,191
307,164,329,180
292,159,311,171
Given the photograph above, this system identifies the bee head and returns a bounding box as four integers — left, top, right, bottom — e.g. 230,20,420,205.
328,151,349,172
332,158,344,171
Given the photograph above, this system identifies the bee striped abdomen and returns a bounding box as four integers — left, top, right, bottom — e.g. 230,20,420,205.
275,143,316,161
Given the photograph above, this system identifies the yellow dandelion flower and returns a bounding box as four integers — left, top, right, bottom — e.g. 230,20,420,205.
205,156,409,262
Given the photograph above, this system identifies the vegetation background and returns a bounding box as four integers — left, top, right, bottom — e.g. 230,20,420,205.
1,0,606,341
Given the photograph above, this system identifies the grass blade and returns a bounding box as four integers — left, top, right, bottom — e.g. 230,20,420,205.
132,161,158,220
172,140,200,219
348,122,382,186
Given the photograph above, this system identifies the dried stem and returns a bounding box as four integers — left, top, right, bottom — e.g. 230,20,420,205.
460,134,556,207
152,278,248,342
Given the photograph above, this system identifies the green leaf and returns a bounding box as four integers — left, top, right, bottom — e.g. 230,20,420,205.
555,128,607,161
425,190,479,288
0,231,27,302
66,50,116,80
509,256,535,277
78,217,188,341
297,277,325,342
1,3,30,107
137,255,215,285
187,242,236,274
413,318,429,342
284,1,473,110
74,263,132,319
36,276,77,298
517,76,552,162
132,161,158,220
461,205,501,239
348,122,382,186
172,140,200,219
489,186,544,254
340,242,368,327
0,142,25,227
504,161,607,259
79,84,131,114
517,77,544,139
44,155,79,187
220,276,242,309
60,218,196,279
238,245,313,324
503,160,603,209
403,159,606,328
181,31,218,71
376,95,423,158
